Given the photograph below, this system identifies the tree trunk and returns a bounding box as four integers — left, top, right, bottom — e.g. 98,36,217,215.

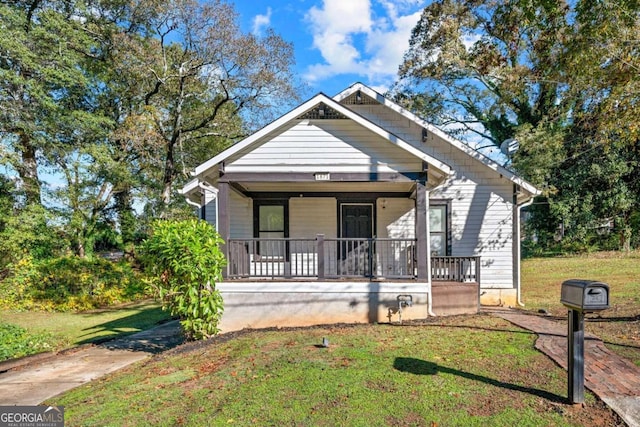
161,141,175,207
115,188,136,250
621,226,632,253
77,236,86,258
16,133,41,206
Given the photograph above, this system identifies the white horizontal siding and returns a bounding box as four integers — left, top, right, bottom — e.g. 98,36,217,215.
348,105,516,289
377,198,415,239
289,198,337,239
435,183,514,288
227,121,421,173
229,191,252,239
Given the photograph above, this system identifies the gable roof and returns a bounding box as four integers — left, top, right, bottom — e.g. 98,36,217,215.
193,92,452,179
334,83,540,197
185,83,540,203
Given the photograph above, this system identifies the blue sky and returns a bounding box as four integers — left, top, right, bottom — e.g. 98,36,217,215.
232,0,428,97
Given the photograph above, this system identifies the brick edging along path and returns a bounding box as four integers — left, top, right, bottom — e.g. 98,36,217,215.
495,311,640,427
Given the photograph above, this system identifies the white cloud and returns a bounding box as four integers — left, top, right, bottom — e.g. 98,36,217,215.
252,7,272,36
461,32,482,51
307,0,373,35
364,11,422,78
303,0,426,91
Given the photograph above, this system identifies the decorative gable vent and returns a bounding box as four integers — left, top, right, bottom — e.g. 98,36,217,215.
342,89,379,105
297,103,347,120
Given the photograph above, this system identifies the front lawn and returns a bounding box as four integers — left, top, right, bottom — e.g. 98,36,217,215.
521,251,640,366
0,299,170,361
50,315,621,426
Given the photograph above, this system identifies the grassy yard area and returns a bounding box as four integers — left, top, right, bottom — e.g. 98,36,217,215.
3,252,637,425
51,315,620,426
0,299,170,361
521,251,640,366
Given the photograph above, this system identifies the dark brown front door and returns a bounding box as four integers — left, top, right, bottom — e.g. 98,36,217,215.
340,204,373,276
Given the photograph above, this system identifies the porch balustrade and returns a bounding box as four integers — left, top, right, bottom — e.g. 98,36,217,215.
227,236,480,284
431,256,481,284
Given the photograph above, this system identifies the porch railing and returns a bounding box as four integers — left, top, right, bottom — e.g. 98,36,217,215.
431,256,481,284
227,236,480,284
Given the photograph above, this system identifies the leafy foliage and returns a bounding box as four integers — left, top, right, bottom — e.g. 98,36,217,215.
397,0,640,251
140,219,226,340
106,0,301,206
0,1,109,205
0,322,54,362
397,0,568,146
0,257,148,312
0,204,63,269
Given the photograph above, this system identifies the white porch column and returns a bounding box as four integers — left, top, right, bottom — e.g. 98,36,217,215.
426,189,431,278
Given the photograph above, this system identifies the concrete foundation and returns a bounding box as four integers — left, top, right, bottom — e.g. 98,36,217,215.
217,281,483,332
479,288,518,308
431,282,479,315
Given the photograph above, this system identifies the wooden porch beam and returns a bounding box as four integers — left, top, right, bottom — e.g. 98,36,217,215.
415,182,429,281
247,191,412,200
218,172,420,183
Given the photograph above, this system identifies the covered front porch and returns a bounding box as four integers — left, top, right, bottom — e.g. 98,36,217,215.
206,171,483,326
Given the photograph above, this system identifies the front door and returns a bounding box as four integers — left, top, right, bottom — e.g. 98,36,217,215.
341,204,373,240
340,204,373,275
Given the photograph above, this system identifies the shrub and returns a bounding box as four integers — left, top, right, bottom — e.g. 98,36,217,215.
0,256,148,312
0,322,55,361
140,219,226,340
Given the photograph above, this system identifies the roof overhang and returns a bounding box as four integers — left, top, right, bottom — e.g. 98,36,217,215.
180,178,218,204
334,83,541,200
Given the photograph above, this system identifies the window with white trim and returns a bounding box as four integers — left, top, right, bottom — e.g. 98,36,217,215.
429,204,448,256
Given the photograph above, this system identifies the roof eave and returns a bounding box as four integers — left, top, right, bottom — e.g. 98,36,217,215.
334,83,541,197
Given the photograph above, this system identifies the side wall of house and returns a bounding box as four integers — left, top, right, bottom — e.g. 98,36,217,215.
376,198,415,239
229,191,253,239
202,189,217,228
349,104,516,306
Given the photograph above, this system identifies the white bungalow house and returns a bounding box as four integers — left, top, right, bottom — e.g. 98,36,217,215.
182,83,539,332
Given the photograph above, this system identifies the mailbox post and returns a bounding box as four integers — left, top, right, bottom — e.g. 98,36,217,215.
560,280,610,404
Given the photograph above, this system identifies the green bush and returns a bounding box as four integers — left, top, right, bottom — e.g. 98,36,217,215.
0,256,148,312
0,322,55,361
0,204,64,269
140,219,226,340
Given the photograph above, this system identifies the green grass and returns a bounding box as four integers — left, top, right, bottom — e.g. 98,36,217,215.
4,252,637,425
521,251,640,366
0,299,170,361
51,315,618,426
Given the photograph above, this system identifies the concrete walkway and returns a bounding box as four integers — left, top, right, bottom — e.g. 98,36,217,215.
495,310,640,427
0,320,183,405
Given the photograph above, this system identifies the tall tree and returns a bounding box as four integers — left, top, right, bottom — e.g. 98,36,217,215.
110,0,300,207
397,0,640,251
0,1,103,206
1,0,301,257
396,0,569,147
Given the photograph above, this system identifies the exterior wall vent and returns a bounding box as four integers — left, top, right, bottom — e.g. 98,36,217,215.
297,103,348,120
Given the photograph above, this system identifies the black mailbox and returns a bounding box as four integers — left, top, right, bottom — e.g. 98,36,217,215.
561,279,609,312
